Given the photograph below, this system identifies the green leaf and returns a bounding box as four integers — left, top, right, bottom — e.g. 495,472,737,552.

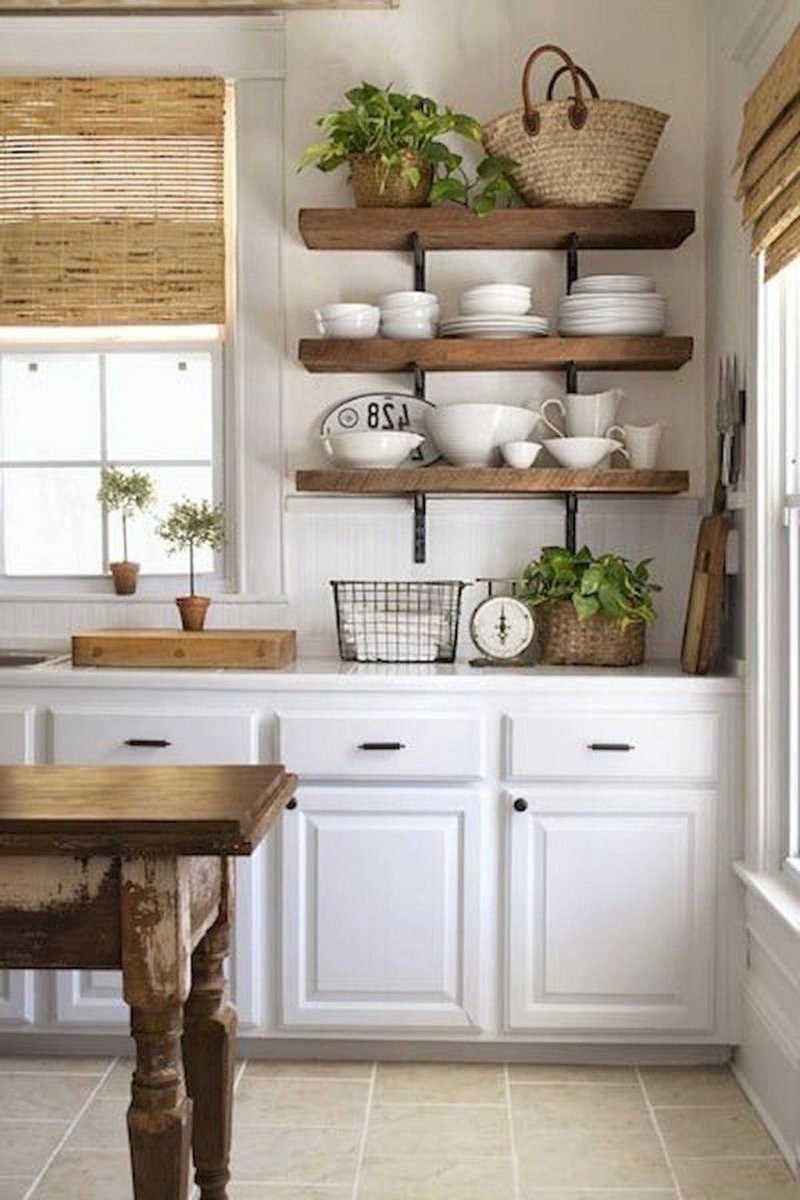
429,176,467,205
573,593,600,623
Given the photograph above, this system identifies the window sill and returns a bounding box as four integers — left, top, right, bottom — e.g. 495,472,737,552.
734,861,800,933
0,591,288,605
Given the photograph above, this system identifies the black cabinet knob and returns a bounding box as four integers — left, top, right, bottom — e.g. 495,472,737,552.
123,738,171,748
513,798,529,813
286,797,298,810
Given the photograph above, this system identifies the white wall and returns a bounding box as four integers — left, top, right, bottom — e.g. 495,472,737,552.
0,0,709,660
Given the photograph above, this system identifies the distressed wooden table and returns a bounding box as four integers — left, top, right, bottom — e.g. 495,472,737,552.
0,764,297,1200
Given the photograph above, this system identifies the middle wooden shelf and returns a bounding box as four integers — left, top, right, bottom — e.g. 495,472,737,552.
299,336,693,373
296,467,690,495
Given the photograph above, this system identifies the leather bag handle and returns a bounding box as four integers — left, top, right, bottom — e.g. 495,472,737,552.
546,63,600,101
521,43,589,136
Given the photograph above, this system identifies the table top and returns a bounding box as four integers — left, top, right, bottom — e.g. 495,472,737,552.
0,765,297,856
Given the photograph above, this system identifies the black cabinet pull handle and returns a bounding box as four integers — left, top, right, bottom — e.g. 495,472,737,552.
286,797,298,810
123,738,172,748
357,742,406,751
587,742,635,752
513,798,529,812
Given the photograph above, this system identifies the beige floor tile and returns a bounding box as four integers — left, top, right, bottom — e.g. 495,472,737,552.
507,1063,638,1084
640,1065,746,1107
0,1180,34,1200
0,1075,97,1121
516,1129,673,1191
655,1105,778,1157
235,1077,370,1128
231,1125,360,1187
30,1150,133,1200
96,1060,133,1098
0,1120,68,1176
230,1189,351,1199
366,1104,511,1159
0,1057,111,1076
244,1060,372,1080
374,1062,506,1105
511,1081,651,1134
673,1156,800,1198
521,1192,676,1199
358,1154,515,1199
65,1095,129,1151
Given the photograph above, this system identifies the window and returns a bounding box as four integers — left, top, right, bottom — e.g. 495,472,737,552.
0,333,223,587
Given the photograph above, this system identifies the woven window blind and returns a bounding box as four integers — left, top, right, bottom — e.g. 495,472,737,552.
0,77,226,325
735,25,800,280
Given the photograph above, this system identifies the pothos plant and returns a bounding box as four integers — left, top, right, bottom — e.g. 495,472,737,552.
518,545,661,630
96,466,156,563
299,81,517,215
156,498,226,597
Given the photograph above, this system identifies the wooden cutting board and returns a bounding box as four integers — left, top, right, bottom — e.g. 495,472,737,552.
681,515,729,675
72,629,296,670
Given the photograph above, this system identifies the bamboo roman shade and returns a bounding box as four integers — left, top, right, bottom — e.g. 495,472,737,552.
0,77,226,325
735,25,800,280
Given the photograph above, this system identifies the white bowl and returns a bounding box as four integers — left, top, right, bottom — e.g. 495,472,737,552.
381,315,437,340
544,436,625,469
316,306,380,339
462,284,531,296
317,302,376,319
426,403,537,467
460,295,531,316
380,301,441,323
379,291,439,310
501,440,541,469
322,430,424,468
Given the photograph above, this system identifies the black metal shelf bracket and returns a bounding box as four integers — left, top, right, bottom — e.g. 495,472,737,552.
413,364,426,399
564,492,578,553
411,232,426,292
413,492,427,563
566,233,580,292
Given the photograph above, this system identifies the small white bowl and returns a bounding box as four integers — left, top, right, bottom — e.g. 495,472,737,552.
317,302,376,319
316,306,380,339
501,440,541,469
379,291,439,310
460,295,531,316
322,430,424,468
544,436,627,470
381,315,437,340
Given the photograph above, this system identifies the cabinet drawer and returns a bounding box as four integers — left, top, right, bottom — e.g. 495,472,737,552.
278,713,484,780
52,708,259,765
507,710,719,782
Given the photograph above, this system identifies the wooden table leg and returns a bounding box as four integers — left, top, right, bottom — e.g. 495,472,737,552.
122,856,193,1200
183,859,237,1200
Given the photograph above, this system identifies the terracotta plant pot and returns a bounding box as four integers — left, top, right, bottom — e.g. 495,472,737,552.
176,595,211,632
349,152,434,208
109,561,140,596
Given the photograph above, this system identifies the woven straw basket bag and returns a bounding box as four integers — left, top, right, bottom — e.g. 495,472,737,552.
483,43,668,208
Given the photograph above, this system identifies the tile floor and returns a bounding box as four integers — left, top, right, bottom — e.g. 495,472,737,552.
0,1057,797,1198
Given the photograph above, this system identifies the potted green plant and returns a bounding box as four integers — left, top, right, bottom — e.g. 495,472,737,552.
299,82,516,213
156,498,226,631
518,545,660,666
96,467,156,596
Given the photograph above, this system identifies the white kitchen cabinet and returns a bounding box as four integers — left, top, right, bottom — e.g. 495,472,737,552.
0,706,37,1025
281,785,484,1031
50,704,266,1028
506,786,716,1034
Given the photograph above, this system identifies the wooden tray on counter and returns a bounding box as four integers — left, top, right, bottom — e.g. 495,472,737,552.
72,629,297,670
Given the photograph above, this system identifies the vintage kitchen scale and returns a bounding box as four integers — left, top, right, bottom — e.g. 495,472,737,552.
469,578,537,667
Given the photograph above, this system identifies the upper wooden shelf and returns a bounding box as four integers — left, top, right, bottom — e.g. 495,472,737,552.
296,467,690,496
299,336,693,374
298,207,696,252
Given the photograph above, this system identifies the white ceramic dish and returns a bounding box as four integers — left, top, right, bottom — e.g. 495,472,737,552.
461,284,531,297
381,319,436,340
379,291,439,310
570,274,655,294
426,403,537,467
316,306,381,339
322,429,424,468
559,320,666,335
544,436,627,469
501,440,542,468
459,294,531,316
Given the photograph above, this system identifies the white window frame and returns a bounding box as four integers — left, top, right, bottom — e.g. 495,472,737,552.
0,15,287,605
0,335,227,595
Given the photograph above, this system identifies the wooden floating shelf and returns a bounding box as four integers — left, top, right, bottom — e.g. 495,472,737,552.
299,207,696,252
296,467,690,497
299,337,694,374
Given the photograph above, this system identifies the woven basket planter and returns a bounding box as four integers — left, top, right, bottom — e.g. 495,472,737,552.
483,43,668,208
349,153,433,208
536,600,646,667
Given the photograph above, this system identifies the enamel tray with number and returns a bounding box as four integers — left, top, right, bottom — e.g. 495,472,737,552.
320,393,440,467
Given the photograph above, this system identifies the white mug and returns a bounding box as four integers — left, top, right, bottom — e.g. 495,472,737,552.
606,421,666,469
539,389,624,438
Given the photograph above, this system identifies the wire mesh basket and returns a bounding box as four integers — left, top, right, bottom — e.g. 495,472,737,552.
331,580,468,663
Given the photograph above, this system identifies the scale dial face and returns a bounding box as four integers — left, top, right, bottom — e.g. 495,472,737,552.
469,596,535,661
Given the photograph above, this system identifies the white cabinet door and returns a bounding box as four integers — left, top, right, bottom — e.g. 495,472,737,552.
51,705,266,1028
506,787,716,1034
281,786,483,1031
0,707,36,1024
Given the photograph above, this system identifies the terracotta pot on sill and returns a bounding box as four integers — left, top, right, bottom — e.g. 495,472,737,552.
109,561,140,596
176,595,211,632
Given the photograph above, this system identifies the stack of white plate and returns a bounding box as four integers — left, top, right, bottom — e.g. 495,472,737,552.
559,275,666,336
439,313,550,339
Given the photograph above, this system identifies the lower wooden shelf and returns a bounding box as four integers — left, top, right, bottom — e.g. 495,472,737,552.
295,467,690,496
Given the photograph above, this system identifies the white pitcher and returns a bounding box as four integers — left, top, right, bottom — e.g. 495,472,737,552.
606,421,666,469
539,389,624,438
